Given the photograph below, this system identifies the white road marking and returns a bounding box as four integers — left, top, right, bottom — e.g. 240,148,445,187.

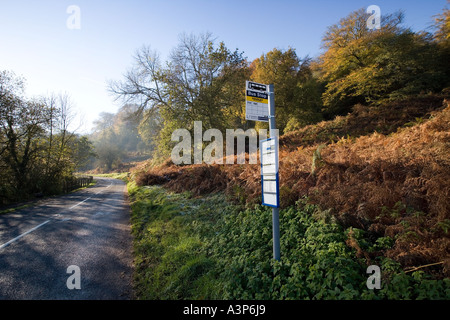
0,220,50,250
96,182,113,194
69,197,92,210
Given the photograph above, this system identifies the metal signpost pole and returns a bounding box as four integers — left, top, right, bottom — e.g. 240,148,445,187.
268,84,280,261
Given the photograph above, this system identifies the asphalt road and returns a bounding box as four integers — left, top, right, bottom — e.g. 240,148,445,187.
0,177,134,300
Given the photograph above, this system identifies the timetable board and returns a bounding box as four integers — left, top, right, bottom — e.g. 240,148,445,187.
260,137,279,207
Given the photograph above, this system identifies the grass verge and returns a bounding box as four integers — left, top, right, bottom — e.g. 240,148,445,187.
0,204,33,215
128,182,450,300
94,172,129,182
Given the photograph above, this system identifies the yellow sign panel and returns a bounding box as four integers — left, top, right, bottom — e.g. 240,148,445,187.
246,95,268,104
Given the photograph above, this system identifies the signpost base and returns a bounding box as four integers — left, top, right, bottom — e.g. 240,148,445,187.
272,207,280,261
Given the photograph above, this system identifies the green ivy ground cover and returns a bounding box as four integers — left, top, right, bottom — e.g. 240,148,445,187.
128,182,450,300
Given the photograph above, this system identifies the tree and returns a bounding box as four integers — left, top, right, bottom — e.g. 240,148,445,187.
41,93,78,191
434,1,450,47
250,48,323,132
314,8,448,117
315,8,402,115
137,108,162,154
91,112,123,171
108,47,167,119
0,71,48,198
433,2,450,89
0,71,83,202
92,111,115,133
95,140,122,171
71,135,96,171
164,33,249,130
109,33,250,159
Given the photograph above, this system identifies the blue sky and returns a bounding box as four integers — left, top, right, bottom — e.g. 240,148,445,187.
0,0,447,133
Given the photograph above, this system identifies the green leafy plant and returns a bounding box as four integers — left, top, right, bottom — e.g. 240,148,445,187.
128,184,450,300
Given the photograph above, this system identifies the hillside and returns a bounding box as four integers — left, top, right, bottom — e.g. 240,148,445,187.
131,94,450,278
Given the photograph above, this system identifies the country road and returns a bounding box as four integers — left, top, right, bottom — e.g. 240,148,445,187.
0,177,134,300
